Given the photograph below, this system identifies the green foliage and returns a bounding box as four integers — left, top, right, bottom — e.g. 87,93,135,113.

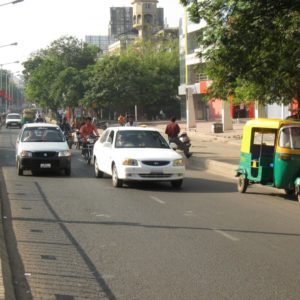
83,39,180,118
180,0,300,105
23,35,180,119
23,36,100,110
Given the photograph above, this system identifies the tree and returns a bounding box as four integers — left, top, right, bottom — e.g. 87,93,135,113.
83,39,180,119
23,36,100,111
180,0,300,105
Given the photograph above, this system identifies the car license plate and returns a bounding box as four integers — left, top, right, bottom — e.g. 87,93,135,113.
150,169,163,174
40,163,51,168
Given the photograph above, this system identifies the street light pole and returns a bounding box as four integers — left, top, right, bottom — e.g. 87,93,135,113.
0,42,18,48
0,0,24,7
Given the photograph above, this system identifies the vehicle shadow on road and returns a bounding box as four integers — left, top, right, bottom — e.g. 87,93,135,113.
124,177,236,194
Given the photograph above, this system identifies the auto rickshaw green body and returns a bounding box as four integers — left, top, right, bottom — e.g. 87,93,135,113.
236,118,300,199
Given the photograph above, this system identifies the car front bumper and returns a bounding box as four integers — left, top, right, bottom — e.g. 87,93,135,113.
19,156,71,171
117,165,185,181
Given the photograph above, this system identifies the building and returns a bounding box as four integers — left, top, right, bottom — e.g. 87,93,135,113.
109,7,134,40
132,0,164,38
178,7,256,128
178,7,215,123
85,35,115,54
108,35,137,54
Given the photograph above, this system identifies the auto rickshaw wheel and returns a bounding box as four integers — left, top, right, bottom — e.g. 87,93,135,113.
237,176,248,193
284,188,295,196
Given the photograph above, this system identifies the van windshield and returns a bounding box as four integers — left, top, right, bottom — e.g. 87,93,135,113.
279,126,300,149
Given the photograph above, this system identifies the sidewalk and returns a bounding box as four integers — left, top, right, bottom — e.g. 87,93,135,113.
144,120,243,179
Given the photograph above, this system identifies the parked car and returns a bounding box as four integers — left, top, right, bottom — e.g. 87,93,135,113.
93,127,185,188
16,123,71,176
6,113,22,128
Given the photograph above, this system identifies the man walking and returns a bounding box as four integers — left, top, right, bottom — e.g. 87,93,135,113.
165,117,192,158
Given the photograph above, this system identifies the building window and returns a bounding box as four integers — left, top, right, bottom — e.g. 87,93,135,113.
144,14,153,24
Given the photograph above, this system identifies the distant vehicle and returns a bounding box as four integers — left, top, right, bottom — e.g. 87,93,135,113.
16,123,71,176
5,113,22,128
93,127,185,188
21,108,37,125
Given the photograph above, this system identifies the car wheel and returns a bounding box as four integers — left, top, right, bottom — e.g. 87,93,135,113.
94,158,103,178
65,167,71,176
237,175,248,193
171,179,183,189
17,160,23,176
112,164,123,188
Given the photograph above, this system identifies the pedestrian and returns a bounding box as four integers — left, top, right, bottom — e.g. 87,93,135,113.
125,115,136,127
165,117,192,158
118,114,125,126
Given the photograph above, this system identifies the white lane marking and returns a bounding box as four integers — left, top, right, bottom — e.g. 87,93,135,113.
150,196,165,204
184,211,196,217
212,228,239,241
95,214,111,218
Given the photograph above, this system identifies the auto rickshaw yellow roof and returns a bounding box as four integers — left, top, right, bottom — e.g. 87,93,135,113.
241,118,300,153
244,118,300,129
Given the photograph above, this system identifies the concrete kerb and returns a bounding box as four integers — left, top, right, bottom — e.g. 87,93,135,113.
188,156,238,179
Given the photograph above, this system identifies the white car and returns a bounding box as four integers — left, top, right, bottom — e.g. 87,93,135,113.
6,113,22,128
16,123,71,176
93,127,185,188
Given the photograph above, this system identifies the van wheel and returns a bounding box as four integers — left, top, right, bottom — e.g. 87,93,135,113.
17,160,23,176
237,176,248,193
112,164,123,188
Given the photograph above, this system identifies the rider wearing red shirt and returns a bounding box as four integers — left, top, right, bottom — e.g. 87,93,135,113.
165,116,192,158
80,117,99,155
80,117,99,141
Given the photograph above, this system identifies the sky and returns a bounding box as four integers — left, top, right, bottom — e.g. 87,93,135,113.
0,0,183,74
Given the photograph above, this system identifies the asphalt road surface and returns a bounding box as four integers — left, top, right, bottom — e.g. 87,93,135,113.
1,127,300,300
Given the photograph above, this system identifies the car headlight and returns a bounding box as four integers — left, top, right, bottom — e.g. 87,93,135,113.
21,150,33,158
122,158,138,166
58,150,71,157
173,159,184,166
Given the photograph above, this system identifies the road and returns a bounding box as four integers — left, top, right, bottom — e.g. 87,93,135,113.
1,127,300,299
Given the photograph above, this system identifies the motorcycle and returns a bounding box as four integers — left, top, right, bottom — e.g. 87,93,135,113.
169,132,191,152
82,134,98,165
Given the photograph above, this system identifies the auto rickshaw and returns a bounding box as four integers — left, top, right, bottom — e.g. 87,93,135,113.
236,118,300,201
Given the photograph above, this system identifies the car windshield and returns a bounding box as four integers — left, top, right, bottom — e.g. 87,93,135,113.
21,127,64,142
279,126,300,149
115,130,170,149
7,114,20,119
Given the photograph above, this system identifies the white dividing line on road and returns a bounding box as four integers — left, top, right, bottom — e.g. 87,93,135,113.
212,228,239,241
150,196,165,205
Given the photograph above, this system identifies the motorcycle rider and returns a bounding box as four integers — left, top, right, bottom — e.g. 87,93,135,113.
60,117,71,134
165,116,192,158
35,114,44,122
80,116,99,155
